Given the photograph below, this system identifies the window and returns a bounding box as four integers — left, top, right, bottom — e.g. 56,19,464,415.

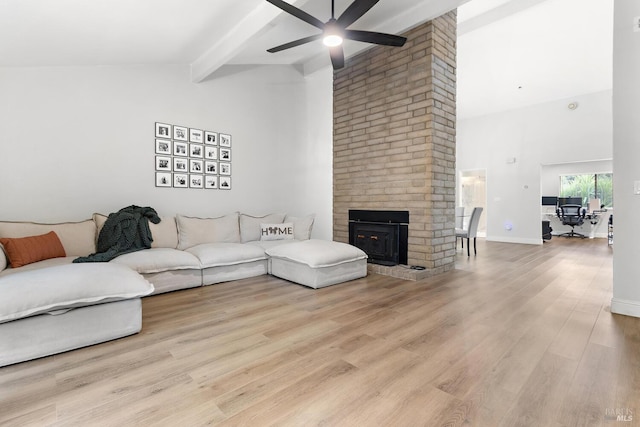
559,173,613,207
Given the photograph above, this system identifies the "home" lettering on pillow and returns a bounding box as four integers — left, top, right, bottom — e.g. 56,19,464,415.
260,222,294,241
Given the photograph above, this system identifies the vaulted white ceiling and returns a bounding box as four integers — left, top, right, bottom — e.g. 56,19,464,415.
0,0,613,118
457,0,613,118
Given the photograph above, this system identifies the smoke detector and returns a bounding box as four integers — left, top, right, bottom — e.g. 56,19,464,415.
568,102,579,110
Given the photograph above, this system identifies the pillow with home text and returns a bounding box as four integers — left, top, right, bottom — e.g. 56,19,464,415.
260,223,294,241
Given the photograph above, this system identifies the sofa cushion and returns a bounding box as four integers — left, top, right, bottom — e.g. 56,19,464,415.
111,248,201,274
239,213,286,243
94,214,178,249
0,245,7,272
0,256,76,277
284,214,315,240
0,219,96,256
260,223,294,241
186,243,267,268
247,240,301,251
176,213,240,249
265,239,367,268
0,263,154,324
0,231,66,268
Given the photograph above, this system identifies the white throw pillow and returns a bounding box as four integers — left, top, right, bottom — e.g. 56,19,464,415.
239,213,286,243
284,214,315,240
176,213,240,250
260,222,295,241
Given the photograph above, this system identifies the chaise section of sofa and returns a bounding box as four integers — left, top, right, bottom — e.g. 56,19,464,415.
0,219,154,367
0,263,153,367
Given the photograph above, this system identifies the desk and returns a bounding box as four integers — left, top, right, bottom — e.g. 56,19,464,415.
542,210,608,239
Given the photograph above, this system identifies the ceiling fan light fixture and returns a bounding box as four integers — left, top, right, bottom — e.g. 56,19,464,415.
323,34,343,47
323,20,343,47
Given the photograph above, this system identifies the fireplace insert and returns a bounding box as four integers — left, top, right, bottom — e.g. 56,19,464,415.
348,210,409,266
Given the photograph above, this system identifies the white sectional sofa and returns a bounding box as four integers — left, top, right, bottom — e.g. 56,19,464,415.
0,212,367,367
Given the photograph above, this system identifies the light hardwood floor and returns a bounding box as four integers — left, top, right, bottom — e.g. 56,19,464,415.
1,238,638,426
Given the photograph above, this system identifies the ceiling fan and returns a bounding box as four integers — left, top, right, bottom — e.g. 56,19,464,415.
265,0,407,70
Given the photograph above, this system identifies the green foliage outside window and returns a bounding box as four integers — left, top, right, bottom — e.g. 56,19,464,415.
560,173,613,207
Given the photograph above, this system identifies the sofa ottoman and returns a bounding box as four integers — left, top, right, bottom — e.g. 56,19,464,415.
265,239,367,289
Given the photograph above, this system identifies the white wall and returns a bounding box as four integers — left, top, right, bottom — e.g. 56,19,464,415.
611,0,640,317
457,89,613,244
0,64,334,239
300,68,334,240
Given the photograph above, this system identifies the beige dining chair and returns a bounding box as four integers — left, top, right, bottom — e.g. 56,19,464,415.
455,207,483,256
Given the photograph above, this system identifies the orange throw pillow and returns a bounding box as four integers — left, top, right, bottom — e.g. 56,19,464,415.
0,231,66,268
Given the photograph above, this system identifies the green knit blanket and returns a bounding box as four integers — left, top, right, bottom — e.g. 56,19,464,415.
74,205,160,263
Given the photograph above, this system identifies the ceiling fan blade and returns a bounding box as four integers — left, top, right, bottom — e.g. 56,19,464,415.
267,34,323,53
329,45,345,70
344,30,407,47
265,0,325,30
336,0,379,28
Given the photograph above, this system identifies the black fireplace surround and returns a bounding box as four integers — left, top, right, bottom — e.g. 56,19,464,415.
348,210,409,266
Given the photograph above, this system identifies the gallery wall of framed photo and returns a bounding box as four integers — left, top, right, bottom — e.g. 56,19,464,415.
154,122,232,190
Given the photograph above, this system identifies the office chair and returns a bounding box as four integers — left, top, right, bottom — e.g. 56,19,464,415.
556,204,586,238
456,207,483,256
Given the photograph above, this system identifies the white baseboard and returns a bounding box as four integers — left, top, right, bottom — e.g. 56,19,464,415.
611,298,640,318
486,236,542,245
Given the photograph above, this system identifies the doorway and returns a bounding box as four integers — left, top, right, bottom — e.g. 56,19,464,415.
458,169,487,237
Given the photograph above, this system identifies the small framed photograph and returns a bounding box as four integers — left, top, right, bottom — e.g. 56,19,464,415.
174,141,188,157
205,161,218,174
190,128,203,143
173,158,188,172
219,133,231,147
190,159,203,173
190,174,204,189
155,139,171,155
156,156,171,171
174,173,188,188
190,143,204,158
205,131,218,145
219,176,231,190
155,172,172,187
205,176,218,189
204,146,217,160
219,148,231,161
155,122,171,139
220,162,231,176
173,125,188,141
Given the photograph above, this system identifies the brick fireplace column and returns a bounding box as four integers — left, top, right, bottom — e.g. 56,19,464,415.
333,11,457,277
